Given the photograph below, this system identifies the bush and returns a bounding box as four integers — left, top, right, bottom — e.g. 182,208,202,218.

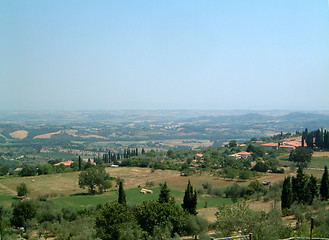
145,181,154,187
211,188,223,197
16,183,29,197
252,162,268,172
197,188,205,195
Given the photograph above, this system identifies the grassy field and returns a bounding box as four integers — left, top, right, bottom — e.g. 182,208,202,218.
309,156,329,169
0,167,293,221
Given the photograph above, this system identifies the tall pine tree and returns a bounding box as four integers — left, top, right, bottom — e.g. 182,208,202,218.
320,166,329,201
182,180,197,215
78,156,82,171
281,176,293,210
158,182,171,204
118,181,126,206
292,167,308,204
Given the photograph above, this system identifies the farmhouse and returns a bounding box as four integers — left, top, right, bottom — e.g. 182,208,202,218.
229,151,252,159
194,153,204,159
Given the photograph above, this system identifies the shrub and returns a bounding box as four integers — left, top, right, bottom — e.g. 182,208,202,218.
211,188,223,197
145,181,154,187
16,183,29,197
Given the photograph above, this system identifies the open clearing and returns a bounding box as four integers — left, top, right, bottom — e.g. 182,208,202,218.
34,131,61,139
9,130,28,139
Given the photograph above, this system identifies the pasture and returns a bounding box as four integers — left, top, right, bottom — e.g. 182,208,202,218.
0,167,293,221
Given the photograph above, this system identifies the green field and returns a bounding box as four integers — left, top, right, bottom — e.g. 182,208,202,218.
51,187,232,209
279,155,329,170
309,156,329,169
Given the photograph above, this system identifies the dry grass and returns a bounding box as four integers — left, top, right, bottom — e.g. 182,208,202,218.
9,130,28,139
313,151,329,157
198,207,218,222
34,131,61,139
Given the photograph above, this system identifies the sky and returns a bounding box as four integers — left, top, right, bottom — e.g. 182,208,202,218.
1,0,329,111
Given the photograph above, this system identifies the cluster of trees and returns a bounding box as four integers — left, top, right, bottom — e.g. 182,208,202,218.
289,147,313,167
78,166,112,194
281,167,327,212
101,148,146,163
96,180,203,240
302,128,329,149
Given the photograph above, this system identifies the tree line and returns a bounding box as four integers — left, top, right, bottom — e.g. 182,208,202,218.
301,128,329,149
281,166,329,213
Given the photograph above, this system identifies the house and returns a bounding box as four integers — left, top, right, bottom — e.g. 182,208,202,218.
194,153,204,159
229,151,252,159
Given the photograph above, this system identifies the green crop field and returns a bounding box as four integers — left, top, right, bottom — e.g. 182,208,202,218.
309,156,329,169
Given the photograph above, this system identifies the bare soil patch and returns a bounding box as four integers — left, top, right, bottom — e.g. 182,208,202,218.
34,131,61,139
10,130,28,139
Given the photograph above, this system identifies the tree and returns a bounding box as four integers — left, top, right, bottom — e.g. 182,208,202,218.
185,215,208,239
135,200,187,236
306,134,313,149
292,167,308,204
11,200,36,228
289,147,313,167
118,181,126,206
182,180,198,215
78,156,82,171
78,167,112,194
307,175,318,205
158,182,171,204
281,177,293,210
16,183,29,197
228,140,237,148
320,166,329,201
95,201,136,240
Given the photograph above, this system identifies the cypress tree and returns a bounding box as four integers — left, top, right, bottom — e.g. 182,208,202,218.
292,167,307,203
324,130,329,149
142,148,145,154
118,181,126,206
307,175,318,205
281,176,293,210
320,166,329,201
136,148,138,156
182,180,197,215
306,134,313,149
78,156,82,171
158,182,170,204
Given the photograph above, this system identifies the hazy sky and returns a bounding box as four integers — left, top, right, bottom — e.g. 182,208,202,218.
1,0,328,111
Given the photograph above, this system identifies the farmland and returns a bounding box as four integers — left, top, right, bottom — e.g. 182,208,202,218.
0,167,294,221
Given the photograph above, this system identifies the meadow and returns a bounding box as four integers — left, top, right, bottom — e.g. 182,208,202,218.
0,167,292,221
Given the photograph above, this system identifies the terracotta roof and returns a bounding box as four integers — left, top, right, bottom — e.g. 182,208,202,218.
195,154,204,158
